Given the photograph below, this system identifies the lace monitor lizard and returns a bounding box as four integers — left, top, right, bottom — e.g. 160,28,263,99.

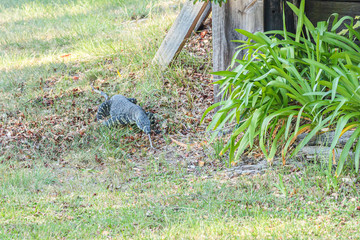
91,85,154,148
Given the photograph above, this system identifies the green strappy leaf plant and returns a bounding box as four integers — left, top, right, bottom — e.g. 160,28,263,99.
202,0,360,176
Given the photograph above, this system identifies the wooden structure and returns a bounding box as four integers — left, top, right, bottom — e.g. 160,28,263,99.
212,0,263,102
265,0,360,32
154,0,360,100
152,1,211,67
264,0,297,33
305,0,360,25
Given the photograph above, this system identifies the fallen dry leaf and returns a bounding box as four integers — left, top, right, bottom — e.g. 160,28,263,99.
171,138,190,148
200,30,208,38
60,54,71,58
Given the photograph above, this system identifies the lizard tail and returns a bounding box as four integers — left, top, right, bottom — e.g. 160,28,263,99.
91,84,109,101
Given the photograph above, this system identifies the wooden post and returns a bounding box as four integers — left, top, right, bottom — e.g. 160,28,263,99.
153,1,211,68
212,0,264,103
264,0,296,33
195,2,212,31
306,0,360,26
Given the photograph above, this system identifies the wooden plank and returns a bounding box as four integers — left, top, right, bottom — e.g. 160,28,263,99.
264,0,297,33
194,2,211,31
153,1,210,68
306,1,360,25
309,0,360,2
212,0,263,103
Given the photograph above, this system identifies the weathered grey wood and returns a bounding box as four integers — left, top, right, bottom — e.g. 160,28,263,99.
212,0,263,103
264,1,360,33
212,4,228,103
306,1,360,25
153,0,210,67
194,2,212,31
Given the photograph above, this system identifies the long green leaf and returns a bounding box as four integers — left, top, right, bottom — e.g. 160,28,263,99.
235,29,268,45
249,108,263,148
354,137,360,173
303,59,338,77
291,115,334,157
322,35,360,53
201,101,224,123
345,23,360,42
211,71,237,77
336,126,360,176
282,124,311,160
295,0,305,42
268,125,286,162
331,16,354,32
287,1,315,35
330,113,360,150
330,52,360,63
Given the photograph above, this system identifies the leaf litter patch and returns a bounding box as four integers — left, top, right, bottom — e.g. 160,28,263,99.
1,88,97,162
1,18,272,178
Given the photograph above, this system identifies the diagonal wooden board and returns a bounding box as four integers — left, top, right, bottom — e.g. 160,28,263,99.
152,0,210,68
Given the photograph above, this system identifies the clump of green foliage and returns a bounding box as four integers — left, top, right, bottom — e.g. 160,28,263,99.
202,0,360,176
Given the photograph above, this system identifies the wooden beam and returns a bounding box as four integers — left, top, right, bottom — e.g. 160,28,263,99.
264,0,297,33
153,1,210,68
194,2,212,31
212,0,264,103
306,1,360,27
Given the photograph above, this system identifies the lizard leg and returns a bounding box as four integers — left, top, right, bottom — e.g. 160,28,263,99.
103,115,132,128
146,112,155,126
97,101,111,120
127,98,137,104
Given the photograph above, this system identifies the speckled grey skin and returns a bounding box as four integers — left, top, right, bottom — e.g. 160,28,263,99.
92,85,153,148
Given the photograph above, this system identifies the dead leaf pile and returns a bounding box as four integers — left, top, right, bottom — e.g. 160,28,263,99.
1,18,220,172
1,88,97,161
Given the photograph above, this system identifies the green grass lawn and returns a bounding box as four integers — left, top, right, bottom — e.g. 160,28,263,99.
1,0,360,239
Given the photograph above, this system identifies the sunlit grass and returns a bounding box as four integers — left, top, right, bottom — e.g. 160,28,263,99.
0,0,180,111
0,0,177,66
0,158,359,238
1,0,360,238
